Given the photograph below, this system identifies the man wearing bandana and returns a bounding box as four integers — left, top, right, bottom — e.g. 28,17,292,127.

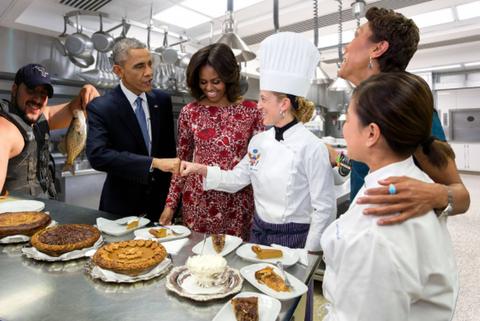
0,63,99,198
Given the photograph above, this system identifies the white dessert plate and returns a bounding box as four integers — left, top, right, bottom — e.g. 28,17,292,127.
240,263,308,301
236,243,299,267
96,216,150,236
133,225,191,242
191,235,243,256
166,265,243,301
0,200,45,213
212,291,281,321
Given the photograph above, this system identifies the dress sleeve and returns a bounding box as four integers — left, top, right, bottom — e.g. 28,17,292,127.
325,231,411,321
165,105,194,210
304,143,336,251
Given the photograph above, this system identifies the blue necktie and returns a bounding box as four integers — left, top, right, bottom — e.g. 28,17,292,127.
134,97,150,154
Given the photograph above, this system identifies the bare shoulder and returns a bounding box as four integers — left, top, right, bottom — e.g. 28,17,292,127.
0,116,24,156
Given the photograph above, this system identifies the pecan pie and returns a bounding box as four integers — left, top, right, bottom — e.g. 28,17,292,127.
31,224,101,256
231,297,259,321
93,239,167,276
0,211,51,238
251,245,283,260
211,234,225,253
255,266,290,292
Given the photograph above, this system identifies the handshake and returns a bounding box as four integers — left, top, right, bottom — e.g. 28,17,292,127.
151,159,207,177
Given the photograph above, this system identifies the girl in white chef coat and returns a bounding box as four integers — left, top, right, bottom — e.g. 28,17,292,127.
321,72,458,321
181,32,336,252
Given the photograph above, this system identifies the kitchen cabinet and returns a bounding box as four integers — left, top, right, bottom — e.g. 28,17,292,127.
450,143,480,172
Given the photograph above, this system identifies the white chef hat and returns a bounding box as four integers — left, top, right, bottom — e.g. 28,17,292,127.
259,32,320,98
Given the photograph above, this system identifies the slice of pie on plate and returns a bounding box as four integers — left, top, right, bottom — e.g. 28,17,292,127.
231,296,259,321
92,239,167,276
251,245,283,260
0,211,51,238
254,266,290,292
31,224,101,256
149,228,168,238
211,234,225,253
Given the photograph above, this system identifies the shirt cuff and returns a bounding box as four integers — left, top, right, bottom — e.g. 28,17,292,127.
203,166,221,190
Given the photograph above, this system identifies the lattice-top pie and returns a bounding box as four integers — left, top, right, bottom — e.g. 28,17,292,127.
0,211,51,238
231,297,259,321
93,239,167,276
31,224,101,256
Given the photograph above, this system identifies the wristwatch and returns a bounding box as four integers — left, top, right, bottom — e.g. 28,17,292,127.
435,187,453,219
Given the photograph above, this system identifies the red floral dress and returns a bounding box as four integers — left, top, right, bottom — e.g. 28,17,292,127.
165,100,264,240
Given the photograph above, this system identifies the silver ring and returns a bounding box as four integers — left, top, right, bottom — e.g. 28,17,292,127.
388,183,396,195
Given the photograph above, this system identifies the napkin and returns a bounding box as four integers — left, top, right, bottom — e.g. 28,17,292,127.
270,244,309,266
160,238,189,255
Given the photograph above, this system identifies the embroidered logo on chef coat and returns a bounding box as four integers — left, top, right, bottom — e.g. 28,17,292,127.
248,148,261,170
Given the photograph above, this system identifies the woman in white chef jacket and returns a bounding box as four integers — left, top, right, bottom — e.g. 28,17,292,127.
181,32,336,252
321,72,458,321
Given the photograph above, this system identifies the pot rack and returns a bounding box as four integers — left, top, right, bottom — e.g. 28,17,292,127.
63,10,189,48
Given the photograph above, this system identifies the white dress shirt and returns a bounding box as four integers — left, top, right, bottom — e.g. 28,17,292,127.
321,157,458,321
204,123,336,251
120,81,152,153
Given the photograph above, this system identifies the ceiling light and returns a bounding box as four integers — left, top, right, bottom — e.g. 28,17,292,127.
464,61,480,67
328,77,353,92
181,0,263,19
153,5,210,29
411,8,454,28
216,0,256,62
312,63,330,85
409,64,462,73
456,1,480,20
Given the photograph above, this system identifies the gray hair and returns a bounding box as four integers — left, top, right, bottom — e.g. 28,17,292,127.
112,38,147,65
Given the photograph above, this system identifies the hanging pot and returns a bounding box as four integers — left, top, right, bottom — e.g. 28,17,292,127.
239,75,249,96
92,14,115,52
54,16,69,56
113,18,129,45
65,14,94,60
69,54,95,69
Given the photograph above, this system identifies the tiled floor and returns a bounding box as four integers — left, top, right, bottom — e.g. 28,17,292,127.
312,173,480,321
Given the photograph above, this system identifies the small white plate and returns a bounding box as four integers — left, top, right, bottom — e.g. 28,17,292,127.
236,243,299,267
240,263,308,301
191,235,243,256
96,216,150,236
133,225,191,242
0,200,45,213
212,291,281,321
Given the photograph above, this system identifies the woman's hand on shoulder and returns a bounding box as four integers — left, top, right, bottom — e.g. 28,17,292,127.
357,176,442,225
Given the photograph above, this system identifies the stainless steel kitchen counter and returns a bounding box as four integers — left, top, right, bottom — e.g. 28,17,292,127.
0,198,320,321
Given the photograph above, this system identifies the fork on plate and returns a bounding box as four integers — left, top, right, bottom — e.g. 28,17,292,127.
276,261,293,290
118,213,147,225
153,222,182,236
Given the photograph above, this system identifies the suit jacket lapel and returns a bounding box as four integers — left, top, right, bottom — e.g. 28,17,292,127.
146,91,160,155
114,86,148,154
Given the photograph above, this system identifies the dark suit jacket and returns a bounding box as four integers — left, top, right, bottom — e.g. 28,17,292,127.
86,86,176,221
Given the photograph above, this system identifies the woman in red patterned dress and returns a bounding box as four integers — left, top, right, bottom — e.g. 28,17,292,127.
159,43,263,240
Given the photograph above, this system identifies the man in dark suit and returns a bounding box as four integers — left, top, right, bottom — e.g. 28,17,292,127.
86,38,179,222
